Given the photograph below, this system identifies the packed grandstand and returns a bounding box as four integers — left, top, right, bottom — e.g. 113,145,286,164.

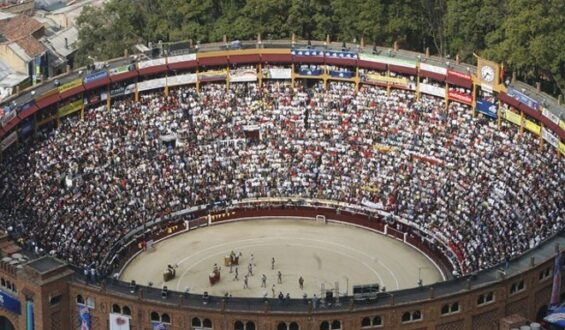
0,79,562,280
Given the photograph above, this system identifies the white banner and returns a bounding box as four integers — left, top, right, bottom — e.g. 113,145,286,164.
167,73,197,87
358,53,416,68
124,84,136,95
419,63,447,75
542,127,559,148
230,69,257,83
361,198,384,210
542,107,560,125
419,83,445,98
0,131,17,151
167,53,196,64
109,313,130,330
1,110,16,127
138,78,167,92
137,58,166,69
262,68,292,79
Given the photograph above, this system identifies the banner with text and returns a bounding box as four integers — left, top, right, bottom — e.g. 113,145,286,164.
58,79,82,93
542,127,559,148
542,108,560,125
109,64,136,76
419,83,445,98
448,90,472,105
167,73,197,87
138,78,167,92
507,86,540,111
138,58,166,69
524,119,541,136
262,68,291,79
57,99,82,118
476,99,498,118
0,131,17,151
167,53,196,64
230,68,258,82
504,110,522,126
419,63,447,75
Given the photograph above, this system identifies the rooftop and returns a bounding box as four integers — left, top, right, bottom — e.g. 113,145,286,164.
15,35,46,58
26,256,66,274
0,15,43,41
43,25,77,58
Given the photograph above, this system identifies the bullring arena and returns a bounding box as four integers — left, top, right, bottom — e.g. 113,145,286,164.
0,38,563,330
120,218,444,298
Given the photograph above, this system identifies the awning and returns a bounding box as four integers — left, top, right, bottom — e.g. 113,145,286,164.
198,56,228,67
138,64,168,76
229,54,260,65
59,84,84,100
325,57,357,67
168,60,198,71
35,92,60,109
84,76,110,91
1,116,19,133
293,55,324,64
358,60,387,71
261,53,292,64
419,70,445,82
110,70,138,83
389,64,417,75
17,103,39,120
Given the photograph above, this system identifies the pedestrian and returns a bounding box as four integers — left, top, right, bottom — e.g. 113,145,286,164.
233,267,239,281
250,254,256,266
243,275,249,289
299,276,304,290
271,257,275,270
261,274,267,288
248,263,254,276
277,270,282,284
83,266,90,284
278,291,284,303
272,284,276,298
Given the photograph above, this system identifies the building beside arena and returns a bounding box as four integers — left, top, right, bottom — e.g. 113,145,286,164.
0,37,564,329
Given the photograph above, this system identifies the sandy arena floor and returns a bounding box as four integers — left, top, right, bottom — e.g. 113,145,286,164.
120,218,443,298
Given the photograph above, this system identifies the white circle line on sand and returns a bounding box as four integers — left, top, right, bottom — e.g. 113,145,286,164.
171,235,400,290
173,241,386,291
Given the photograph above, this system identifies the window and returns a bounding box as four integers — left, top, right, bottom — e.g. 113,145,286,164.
151,312,160,322
161,313,171,324
320,321,329,330
192,318,202,328
441,302,460,316
85,297,95,308
278,322,288,330
112,304,121,314
50,295,62,306
122,306,131,316
289,322,299,330
203,319,212,328
235,321,244,330
510,280,526,295
539,267,551,281
246,321,255,330
477,291,495,306
234,321,252,330
331,320,341,330
401,310,423,323
361,316,382,328
76,295,84,305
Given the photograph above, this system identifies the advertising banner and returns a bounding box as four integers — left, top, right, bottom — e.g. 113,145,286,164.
1,109,16,127
167,53,196,64
199,70,228,82
110,85,126,97
476,99,498,118
504,110,522,126
57,100,82,118
124,84,136,95
137,78,167,92
0,131,17,151
560,120,565,131
448,90,472,105
560,141,565,156
365,73,409,87
167,73,197,87
507,86,539,110
524,119,541,136
58,79,82,93
447,70,472,81
109,64,135,76
358,53,416,68
79,306,91,330
138,58,166,69
325,50,357,59
262,68,291,79
542,108,560,125
419,63,447,75
151,321,167,330
297,67,323,76
542,127,559,148
328,70,354,79
291,49,324,57
109,313,130,330
419,83,445,98
230,68,258,82
84,71,108,84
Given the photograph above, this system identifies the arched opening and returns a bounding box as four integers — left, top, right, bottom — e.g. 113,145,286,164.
0,317,16,330
320,321,329,330
76,295,84,304
246,321,256,330
372,316,382,326
289,322,299,330
331,320,341,330
112,304,121,314
192,317,202,327
235,321,244,330
401,312,411,322
150,312,160,322
278,322,287,330
203,318,212,328
161,313,171,324
122,306,131,316
361,317,371,327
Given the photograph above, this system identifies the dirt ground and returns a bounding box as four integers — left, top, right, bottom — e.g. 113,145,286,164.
120,218,443,298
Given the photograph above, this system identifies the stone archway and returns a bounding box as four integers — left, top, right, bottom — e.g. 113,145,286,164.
0,316,16,330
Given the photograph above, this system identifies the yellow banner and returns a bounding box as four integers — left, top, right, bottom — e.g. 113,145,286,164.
361,185,379,193
560,120,565,131
373,143,395,152
560,141,565,156
505,110,522,126
524,120,541,136
57,100,82,117
58,79,82,93
366,73,408,86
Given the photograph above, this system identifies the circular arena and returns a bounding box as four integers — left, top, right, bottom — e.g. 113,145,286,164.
0,39,563,329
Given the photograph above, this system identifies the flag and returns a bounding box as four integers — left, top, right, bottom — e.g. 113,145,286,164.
550,251,563,308
79,306,91,330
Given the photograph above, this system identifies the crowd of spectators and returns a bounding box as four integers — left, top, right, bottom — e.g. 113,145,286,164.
0,80,563,275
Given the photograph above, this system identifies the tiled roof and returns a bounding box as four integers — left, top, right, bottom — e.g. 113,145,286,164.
16,35,46,58
0,15,43,41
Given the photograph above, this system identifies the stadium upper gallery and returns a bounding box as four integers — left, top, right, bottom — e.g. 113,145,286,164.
0,1,564,329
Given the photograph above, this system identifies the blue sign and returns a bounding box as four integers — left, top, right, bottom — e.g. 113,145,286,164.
152,321,168,330
18,101,36,113
0,290,21,314
79,306,91,330
291,49,324,57
84,70,108,84
298,68,323,76
325,51,358,59
507,86,539,111
329,70,354,78
110,85,126,97
476,99,498,119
